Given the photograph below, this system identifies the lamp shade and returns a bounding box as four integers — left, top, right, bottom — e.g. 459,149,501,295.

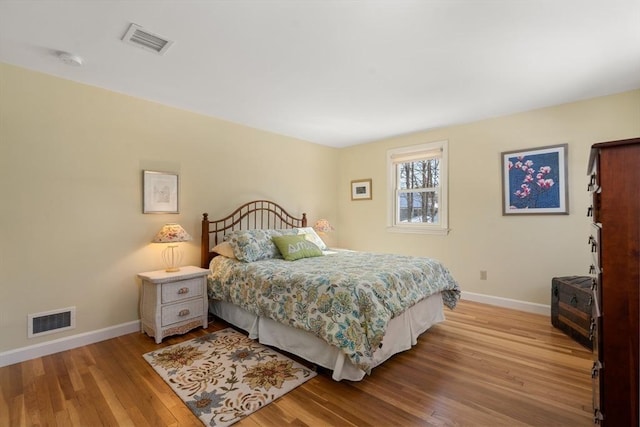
152,223,193,243
313,219,334,233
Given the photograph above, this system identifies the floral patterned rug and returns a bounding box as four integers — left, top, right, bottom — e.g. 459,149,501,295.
143,328,317,426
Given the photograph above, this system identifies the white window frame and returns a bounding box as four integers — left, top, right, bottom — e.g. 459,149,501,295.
386,140,449,235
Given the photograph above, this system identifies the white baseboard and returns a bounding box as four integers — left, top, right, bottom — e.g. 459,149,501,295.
0,320,141,368
1,293,548,368
461,291,550,316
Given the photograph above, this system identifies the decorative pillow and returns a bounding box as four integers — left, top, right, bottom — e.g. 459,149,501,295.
225,229,297,262
296,227,327,250
272,235,323,261
212,242,236,259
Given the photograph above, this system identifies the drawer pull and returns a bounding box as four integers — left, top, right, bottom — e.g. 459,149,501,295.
591,361,602,378
178,287,189,294
591,278,597,291
589,264,596,274
178,309,190,317
587,206,593,217
589,319,596,340
593,410,604,424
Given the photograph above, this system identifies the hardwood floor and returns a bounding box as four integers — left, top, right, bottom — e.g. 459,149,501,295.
0,300,593,426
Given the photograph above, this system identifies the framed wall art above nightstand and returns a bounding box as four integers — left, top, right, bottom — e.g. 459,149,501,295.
143,170,179,214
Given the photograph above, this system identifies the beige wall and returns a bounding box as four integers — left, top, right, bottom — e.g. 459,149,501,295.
0,63,339,353
337,90,640,305
2,61,638,356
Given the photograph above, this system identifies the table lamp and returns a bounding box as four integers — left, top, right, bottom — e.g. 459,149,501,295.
313,219,334,234
152,223,193,272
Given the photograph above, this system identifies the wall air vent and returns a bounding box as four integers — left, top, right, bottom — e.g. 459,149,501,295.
122,23,173,55
28,307,76,338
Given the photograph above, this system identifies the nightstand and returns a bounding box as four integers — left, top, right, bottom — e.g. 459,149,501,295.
137,266,209,344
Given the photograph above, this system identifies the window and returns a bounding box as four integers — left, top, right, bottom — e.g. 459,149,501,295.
387,140,449,235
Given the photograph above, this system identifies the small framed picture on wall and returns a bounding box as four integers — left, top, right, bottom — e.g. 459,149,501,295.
143,170,179,214
351,178,372,201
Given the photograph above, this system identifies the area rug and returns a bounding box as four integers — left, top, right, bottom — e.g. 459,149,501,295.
143,328,317,426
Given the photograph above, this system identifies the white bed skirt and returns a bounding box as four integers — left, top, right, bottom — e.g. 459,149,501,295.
209,293,445,381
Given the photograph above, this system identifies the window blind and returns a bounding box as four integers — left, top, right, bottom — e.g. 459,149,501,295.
390,148,442,164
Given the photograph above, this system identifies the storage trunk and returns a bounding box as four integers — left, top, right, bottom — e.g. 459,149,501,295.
551,276,593,349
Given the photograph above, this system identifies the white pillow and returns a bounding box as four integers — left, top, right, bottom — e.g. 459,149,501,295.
212,241,237,259
296,227,327,250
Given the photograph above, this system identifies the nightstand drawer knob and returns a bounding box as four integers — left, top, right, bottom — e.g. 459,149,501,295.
178,287,189,294
178,309,190,317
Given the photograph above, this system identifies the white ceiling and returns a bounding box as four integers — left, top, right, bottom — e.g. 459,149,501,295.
1,1,639,148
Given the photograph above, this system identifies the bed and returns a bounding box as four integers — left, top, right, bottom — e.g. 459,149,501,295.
201,200,460,381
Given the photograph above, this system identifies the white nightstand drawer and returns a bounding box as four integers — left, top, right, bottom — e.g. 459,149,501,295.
161,299,203,326
138,266,209,343
161,277,203,304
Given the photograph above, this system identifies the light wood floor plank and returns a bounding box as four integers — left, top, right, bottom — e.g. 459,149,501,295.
0,300,592,426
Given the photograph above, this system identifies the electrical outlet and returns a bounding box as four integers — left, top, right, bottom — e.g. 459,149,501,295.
480,270,487,280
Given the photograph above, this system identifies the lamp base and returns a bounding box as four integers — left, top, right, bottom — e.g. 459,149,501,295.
161,245,183,273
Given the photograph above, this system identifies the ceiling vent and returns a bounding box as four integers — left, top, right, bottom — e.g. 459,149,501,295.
122,23,173,55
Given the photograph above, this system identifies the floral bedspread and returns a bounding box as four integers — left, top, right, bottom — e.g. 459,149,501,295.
207,250,461,372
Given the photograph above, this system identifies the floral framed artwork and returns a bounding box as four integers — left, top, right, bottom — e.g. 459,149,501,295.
143,170,179,214
501,144,568,215
351,179,372,201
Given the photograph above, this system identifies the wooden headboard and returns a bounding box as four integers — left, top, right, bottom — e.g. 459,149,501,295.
201,200,307,268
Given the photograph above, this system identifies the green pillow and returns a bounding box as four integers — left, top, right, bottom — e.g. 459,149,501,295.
272,235,323,261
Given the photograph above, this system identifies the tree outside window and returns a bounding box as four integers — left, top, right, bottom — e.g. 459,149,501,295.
387,140,448,235
398,158,440,224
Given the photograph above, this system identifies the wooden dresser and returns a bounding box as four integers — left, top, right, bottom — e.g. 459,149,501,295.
587,137,639,425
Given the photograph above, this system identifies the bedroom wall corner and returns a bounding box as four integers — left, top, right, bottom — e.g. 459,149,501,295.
0,62,339,358
336,89,640,307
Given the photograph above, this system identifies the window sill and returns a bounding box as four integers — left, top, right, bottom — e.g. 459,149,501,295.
386,225,450,236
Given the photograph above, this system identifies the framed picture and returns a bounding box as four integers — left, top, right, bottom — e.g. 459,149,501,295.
143,170,179,214
501,144,568,215
351,178,372,201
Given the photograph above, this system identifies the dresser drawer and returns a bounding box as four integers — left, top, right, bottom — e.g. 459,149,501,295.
592,358,603,424
161,277,203,304
591,191,601,224
588,223,601,268
161,299,204,326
